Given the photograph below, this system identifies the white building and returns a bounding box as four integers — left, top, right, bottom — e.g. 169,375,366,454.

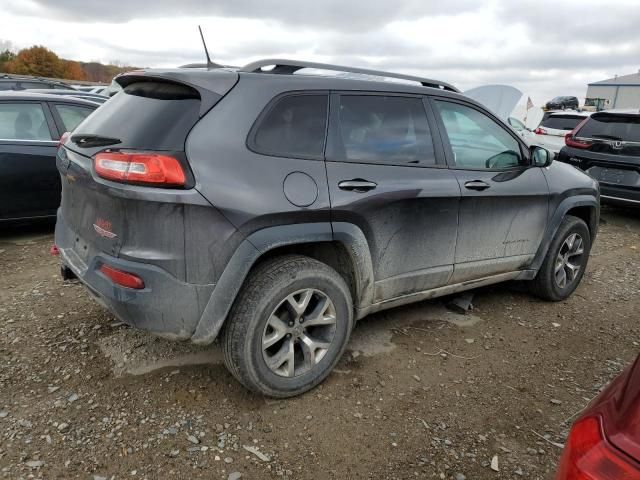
586,72,640,110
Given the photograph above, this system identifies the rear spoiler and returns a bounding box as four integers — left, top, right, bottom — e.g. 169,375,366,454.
116,69,239,117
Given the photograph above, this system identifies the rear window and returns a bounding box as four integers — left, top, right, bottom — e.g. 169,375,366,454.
251,94,328,159
70,80,201,152
540,115,586,131
577,114,640,142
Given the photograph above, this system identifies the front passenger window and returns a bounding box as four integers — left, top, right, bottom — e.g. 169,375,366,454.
435,101,524,170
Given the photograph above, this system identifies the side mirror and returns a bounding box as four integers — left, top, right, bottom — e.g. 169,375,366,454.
531,146,553,167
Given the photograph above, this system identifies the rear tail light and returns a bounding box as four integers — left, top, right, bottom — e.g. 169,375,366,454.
565,117,592,150
50,244,59,256
99,264,145,289
94,151,186,187
534,127,548,135
556,416,639,479
58,131,70,149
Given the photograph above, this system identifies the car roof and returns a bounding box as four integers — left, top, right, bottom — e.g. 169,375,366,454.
130,66,478,107
0,91,101,107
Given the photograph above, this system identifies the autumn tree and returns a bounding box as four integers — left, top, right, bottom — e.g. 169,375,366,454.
62,60,87,80
4,46,66,78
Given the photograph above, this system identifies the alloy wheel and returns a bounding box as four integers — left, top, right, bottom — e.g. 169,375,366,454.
262,289,337,378
554,233,585,289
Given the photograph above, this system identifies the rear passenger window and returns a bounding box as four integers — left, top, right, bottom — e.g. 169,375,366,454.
54,104,95,132
337,95,435,166
252,94,328,159
0,103,52,141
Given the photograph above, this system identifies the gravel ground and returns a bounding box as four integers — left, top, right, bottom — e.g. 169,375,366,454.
0,206,638,480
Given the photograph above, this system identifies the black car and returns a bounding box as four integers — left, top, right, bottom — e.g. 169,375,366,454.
26,89,108,104
559,110,640,206
0,92,98,222
545,96,580,111
55,59,599,397
0,74,74,91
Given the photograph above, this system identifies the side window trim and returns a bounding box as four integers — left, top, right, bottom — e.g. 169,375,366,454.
246,90,330,161
326,91,444,168
427,96,529,171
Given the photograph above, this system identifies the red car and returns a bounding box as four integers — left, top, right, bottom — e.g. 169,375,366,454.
556,355,640,479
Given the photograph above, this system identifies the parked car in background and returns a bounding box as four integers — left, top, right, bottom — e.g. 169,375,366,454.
508,116,538,144
558,110,640,206
0,74,74,91
0,92,98,222
545,96,579,111
25,89,108,104
556,354,640,479
73,85,108,95
55,59,599,397
533,111,592,156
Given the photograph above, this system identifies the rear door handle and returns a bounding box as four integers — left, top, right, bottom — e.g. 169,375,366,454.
464,180,490,191
338,179,377,192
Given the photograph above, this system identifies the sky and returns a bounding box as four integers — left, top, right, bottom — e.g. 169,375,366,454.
1,0,638,105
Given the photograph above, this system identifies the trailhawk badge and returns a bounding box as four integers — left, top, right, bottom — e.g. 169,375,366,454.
93,218,117,239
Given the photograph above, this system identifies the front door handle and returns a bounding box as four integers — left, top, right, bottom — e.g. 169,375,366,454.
464,180,490,191
338,179,378,193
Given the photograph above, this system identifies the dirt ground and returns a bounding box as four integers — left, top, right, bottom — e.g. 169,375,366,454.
1,206,639,480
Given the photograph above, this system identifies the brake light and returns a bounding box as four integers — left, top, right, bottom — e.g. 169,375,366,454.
565,117,592,150
556,416,640,479
58,131,70,149
534,127,548,135
565,134,593,149
94,152,186,187
99,264,145,289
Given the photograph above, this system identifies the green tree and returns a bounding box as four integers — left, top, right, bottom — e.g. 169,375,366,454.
0,49,16,73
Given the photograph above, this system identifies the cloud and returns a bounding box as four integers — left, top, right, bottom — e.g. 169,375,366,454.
1,0,638,104
7,0,479,30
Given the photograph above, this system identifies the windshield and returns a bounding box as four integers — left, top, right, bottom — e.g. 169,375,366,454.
540,115,586,131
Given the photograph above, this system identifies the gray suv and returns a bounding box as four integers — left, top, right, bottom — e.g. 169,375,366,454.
55,60,599,397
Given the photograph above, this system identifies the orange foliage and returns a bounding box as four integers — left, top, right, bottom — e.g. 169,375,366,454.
1,44,134,82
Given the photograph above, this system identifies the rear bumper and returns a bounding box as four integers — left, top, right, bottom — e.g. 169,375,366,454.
55,212,214,340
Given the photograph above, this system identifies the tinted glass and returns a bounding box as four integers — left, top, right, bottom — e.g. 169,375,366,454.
20,81,51,89
253,95,328,158
54,104,95,132
540,115,585,130
338,95,435,165
0,103,52,140
577,114,640,142
435,101,523,170
0,83,16,91
71,80,201,153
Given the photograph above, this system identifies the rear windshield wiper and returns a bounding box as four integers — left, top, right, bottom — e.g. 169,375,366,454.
70,134,121,148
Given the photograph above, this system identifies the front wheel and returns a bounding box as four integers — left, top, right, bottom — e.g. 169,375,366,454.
222,255,353,397
530,215,591,301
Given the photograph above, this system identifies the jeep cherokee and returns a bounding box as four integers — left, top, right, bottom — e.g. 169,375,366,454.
55,59,599,397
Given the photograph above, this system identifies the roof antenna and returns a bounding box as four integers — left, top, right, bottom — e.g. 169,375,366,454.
198,25,222,69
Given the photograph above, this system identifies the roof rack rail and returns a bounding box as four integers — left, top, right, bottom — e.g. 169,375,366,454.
239,59,460,93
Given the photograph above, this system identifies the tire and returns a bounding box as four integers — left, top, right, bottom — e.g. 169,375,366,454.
530,215,591,301
222,254,353,398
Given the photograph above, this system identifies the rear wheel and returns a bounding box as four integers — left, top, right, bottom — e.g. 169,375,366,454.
530,215,591,301
222,255,353,397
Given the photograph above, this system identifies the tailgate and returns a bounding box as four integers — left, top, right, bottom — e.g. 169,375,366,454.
57,147,188,278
